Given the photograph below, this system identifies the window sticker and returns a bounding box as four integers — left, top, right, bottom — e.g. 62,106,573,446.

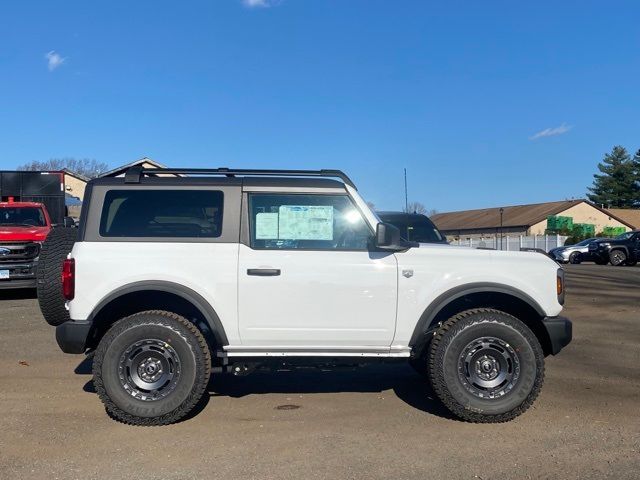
255,212,279,239
278,205,334,240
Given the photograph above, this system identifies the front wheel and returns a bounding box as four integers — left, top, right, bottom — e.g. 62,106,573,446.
609,249,627,266
568,252,581,264
427,308,544,423
93,310,211,425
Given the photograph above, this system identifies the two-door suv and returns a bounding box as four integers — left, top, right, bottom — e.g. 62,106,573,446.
39,167,571,425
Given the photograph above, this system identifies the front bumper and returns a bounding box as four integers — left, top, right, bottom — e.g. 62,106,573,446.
56,320,92,354
542,316,572,355
0,260,38,289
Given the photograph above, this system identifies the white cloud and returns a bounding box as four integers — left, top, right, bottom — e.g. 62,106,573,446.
45,51,66,71
242,0,279,7
529,123,572,140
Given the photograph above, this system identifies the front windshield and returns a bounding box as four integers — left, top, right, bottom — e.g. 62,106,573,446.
0,207,46,227
616,232,635,241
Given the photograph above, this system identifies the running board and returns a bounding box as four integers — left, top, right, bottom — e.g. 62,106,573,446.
219,346,412,358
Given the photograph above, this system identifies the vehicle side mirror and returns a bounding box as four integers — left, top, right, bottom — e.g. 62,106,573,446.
375,222,405,250
63,217,76,228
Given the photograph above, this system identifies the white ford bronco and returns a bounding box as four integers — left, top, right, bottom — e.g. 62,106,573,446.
39,167,571,425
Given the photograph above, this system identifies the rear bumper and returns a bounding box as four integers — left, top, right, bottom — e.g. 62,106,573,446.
542,316,572,355
56,320,92,354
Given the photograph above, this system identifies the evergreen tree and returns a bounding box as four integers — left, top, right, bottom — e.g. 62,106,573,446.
587,146,639,208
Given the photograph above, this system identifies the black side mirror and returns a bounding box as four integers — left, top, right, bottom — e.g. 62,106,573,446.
375,222,406,250
63,217,76,228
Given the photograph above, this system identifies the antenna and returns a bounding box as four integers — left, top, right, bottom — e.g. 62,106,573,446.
404,168,408,212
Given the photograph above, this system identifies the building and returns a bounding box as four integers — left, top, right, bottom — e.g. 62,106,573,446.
98,157,169,177
61,169,90,201
431,200,635,240
606,208,640,230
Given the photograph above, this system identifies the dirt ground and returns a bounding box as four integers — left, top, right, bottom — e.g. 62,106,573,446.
0,264,638,480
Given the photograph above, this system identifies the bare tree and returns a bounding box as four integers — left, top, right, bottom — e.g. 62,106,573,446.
18,158,109,179
403,201,428,215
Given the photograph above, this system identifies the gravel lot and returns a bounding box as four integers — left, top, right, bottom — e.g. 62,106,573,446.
1,264,639,480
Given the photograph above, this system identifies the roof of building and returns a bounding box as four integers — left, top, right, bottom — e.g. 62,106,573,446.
61,168,91,182
606,208,640,229
98,157,168,178
430,199,635,232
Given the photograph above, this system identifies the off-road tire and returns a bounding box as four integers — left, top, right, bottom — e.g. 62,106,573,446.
568,252,581,264
427,308,544,423
93,310,211,426
609,249,627,266
37,227,77,326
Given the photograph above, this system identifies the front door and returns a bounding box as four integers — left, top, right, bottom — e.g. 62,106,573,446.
238,192,398,349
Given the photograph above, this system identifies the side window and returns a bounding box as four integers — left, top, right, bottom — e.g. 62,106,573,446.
249,194,372,250
100,190,224,238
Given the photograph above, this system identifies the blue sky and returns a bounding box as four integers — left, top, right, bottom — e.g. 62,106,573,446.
1,1,638,212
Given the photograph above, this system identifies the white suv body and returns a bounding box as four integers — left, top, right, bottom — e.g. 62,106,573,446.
50,167,571,425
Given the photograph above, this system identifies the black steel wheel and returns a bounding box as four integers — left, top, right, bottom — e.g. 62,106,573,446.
93,310,211,426
609,249,627,266
428,308,544,423
568,252,581,264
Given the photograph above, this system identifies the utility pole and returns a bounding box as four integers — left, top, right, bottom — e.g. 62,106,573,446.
404,168,408,213
499,207,504,250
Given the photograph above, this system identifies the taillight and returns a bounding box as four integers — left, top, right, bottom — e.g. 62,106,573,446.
62,258,75,301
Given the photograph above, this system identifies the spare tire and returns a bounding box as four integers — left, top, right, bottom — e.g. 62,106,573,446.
37,228,77,326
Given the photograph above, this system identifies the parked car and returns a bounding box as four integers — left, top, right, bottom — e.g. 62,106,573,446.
548,237,609,264
38,167,571,425
588,230,640,266
0,171,75,289
377,211,447,244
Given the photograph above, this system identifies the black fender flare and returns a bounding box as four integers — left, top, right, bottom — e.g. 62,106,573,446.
408,282,546,347
87,280,229,346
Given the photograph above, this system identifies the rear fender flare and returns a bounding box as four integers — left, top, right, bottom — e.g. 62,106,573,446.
87,280,229,346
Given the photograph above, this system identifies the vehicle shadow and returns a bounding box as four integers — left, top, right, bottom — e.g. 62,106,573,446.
0,288,37,300
75,357,455,421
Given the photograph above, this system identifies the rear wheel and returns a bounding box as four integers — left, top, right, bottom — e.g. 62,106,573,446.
609,249,627,266
427,308,544,423
93,310,211,426
37,227,77,326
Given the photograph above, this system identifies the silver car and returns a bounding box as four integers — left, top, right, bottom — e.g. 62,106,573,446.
549,237,604,264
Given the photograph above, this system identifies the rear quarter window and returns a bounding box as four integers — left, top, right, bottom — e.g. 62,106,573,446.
99,190,224,238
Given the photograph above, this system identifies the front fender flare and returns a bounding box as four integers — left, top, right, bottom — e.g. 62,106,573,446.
408,282,546,347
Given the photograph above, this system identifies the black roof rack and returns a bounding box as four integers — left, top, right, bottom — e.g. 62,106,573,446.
123,166,357,189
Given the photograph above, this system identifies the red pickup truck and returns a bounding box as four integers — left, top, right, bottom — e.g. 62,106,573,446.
0,201,53,289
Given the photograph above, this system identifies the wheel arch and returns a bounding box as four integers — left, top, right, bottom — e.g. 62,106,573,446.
85,281,228,352
409,283,554,357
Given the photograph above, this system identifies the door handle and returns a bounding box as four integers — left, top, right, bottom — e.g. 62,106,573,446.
247,268,281,276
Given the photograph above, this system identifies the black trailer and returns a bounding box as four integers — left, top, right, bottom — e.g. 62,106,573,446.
0,171,67,224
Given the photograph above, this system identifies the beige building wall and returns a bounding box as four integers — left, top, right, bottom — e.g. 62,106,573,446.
64,174,87,201
528,202,630,235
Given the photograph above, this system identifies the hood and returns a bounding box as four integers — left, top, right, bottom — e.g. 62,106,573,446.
0,225,50,242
